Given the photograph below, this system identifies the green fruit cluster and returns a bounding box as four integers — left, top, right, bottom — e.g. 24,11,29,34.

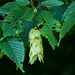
29,28,44,64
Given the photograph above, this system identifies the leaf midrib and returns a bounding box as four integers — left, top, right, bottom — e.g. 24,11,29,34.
39,12,53,35
7,38,21,68
3,8,30,38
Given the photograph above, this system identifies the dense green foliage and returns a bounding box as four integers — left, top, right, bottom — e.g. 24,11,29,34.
0,0,75,73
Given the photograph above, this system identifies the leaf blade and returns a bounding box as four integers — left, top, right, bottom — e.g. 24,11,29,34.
0,0,29,15
41,0,64,7
39,11,61,49
62,2,75,22
1,7,34,38
59,2,75,44
0,37,25,72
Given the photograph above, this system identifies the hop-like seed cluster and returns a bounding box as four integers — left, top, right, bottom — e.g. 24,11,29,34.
29,28,44,65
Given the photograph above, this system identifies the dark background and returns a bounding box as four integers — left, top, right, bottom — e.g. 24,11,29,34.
0,0,75,75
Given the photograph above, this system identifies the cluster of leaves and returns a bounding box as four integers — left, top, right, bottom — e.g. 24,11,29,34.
0,0,75,73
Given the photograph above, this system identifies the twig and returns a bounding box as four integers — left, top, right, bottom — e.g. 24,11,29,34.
31,0,34,7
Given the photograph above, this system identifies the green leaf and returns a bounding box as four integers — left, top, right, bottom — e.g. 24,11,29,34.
59,2,75,44
23,7,34,21
0,37,25,72
41,0,64,7
0,20,23,39
1,6,34,38
0,0,29,15
21,20,35,45
36,12,44,26
38,11,61,49
16,0,29,5
0,50,4,59
50,4,68,22
0,2,18,15
0,22,3,39
61,2,75,22
4,7,34,23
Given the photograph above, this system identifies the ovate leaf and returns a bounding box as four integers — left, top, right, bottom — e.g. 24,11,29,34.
0,2,19,15
50,4,68,22
61,2,75,22
38,11,61,49
0,20,23,39
0,37,25,72
59,2,75,44
4,7,34,23
1,6,34,38
0,0,29,15
16,0,29,5
23,7,34,21
41,0,64,7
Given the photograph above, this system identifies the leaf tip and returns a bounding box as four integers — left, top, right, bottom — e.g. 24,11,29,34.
22,69,25,73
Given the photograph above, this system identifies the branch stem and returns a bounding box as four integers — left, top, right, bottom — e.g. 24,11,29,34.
31,0,34,7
